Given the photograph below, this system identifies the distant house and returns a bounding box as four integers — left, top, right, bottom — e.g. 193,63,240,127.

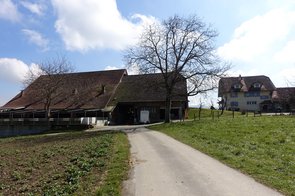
218,75,277,112
0,69,188,127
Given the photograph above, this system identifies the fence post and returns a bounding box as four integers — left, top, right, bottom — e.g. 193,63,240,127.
232,110,235,118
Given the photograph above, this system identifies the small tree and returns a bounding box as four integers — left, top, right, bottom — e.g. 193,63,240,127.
218,97,226,115
23,55,74,119
125,15,230,123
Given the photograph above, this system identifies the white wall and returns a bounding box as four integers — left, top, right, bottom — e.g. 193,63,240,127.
224,91,271,111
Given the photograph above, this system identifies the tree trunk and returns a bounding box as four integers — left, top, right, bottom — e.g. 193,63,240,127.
45,106,51,130
45,103,51,120
219,98,226,116
220,107,224,116
46,108,51,119
165,96,172,123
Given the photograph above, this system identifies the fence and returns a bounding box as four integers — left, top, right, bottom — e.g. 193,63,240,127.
0,117,108,137
190,109,293,121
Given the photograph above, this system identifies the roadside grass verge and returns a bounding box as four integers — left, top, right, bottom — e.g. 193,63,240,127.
0,131,129,195
151,116,295,195
96,133,130,196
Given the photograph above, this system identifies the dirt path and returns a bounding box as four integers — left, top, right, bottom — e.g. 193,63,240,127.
123,128,282,196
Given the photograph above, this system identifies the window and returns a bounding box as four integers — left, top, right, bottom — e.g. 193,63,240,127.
247,101,257,105
230,102,239,107
233,83,241,89
260,95,269,100
253,83,261,88
244,92,260,97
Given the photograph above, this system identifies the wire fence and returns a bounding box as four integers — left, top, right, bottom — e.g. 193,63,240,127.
189,108,294,121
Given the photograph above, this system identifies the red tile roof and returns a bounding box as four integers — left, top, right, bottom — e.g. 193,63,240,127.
218,75,276,97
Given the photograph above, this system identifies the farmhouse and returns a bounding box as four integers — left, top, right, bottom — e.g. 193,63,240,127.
218,75,295,112
0,69,188,127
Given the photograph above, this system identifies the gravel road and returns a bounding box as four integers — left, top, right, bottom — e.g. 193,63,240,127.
122,128,282,196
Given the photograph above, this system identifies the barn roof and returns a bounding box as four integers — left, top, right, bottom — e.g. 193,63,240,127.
108,73,187,106
1,70,188,112
2,69,127,110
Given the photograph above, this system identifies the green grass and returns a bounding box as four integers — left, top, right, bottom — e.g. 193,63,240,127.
0,131,130,196
96,133,130,196
151,116,295,196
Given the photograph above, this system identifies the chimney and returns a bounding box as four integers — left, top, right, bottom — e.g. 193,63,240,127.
72,88,78,95
101,84,106,94
97,84,106,96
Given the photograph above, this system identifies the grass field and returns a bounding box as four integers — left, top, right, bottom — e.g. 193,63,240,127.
0,131,129,196
152,115,295,195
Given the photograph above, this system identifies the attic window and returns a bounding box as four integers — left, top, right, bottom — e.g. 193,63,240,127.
253,83,261,88
233,84,241,89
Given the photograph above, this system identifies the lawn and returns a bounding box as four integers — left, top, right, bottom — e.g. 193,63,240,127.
152,115,295,195
0,131,129,196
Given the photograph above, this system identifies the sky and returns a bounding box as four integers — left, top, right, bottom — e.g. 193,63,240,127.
1,0,295,107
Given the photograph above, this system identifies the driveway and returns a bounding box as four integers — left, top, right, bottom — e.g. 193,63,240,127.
122,128,282,196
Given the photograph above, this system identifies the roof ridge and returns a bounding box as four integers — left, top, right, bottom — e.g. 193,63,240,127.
105,70,127,108
222,75,269,79
127,72,162,77
39,69,127,77
276,87,295,89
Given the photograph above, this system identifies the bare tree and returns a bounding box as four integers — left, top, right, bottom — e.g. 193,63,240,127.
23,55,74,119
125,15,230,123
217,96,227,115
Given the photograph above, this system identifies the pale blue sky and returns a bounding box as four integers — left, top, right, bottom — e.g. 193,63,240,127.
1,0,295,106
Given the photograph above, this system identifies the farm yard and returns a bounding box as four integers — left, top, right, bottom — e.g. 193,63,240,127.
0,131,129,195
1,0,295,195
0,108,294,195
152,110,295,195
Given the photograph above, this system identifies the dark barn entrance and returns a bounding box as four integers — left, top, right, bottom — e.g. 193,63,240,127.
113,104,136,125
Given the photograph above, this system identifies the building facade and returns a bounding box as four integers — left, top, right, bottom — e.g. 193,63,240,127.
0,69,188,132
218,75,277,112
